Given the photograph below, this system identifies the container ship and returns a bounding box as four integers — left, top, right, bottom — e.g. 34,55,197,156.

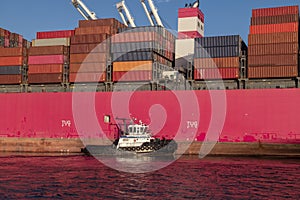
0,1,300,156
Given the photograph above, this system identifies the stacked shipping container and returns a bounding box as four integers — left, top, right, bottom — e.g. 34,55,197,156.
248,5,299,78
111,26,175,82
0,28,29,84
69,19,125,83
28,30,74,84
194,35,247,79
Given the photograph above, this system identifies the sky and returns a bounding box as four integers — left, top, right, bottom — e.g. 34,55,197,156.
0,0,299,44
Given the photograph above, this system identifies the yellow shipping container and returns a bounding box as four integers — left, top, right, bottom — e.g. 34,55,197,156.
113,61,153,72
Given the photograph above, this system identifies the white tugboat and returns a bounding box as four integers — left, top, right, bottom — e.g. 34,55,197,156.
82,118,178,155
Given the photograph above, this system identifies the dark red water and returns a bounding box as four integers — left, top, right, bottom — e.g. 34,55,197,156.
0,155,299,199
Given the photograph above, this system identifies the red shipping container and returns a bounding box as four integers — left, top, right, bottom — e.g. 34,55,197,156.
70,63,106,73
70,43,108,54
248,65,298,78
28,64,63,74
248,43,299,56
79,18,125,29
37,30,75,39
75,26,117,35
29,46,69,56
28,73,62,84
70,34,108,44
70,53,107,63
28,55,67,65
194,67,240,80
248,54,298,66
251,14,299,25
69,72,106,83
113,70,152,82
0,56,23,66
194,57,240,68
252,5,299,17
248,32,298,45
250,23,299,34
0,74,21,84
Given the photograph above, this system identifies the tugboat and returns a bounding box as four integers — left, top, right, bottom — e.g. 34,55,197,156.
82,118,178,155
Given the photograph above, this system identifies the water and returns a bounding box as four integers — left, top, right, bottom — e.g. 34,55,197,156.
0,155,299,199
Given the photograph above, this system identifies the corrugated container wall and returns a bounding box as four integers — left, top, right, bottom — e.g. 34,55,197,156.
248,5,299,79
0,27,29,84
193,35,247,80
111,26,175,82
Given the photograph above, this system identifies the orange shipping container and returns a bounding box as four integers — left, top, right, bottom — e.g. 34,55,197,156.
28,64,63,74
70,63,106,73
113,61,153,71
194,67,240,80
194,57,240,68
69,72,106,83
248,65,298,78
0,56,23,66
249,22,299,34
0,75,22,84
113,70,152,82
70,53,107,63
0,47,24,57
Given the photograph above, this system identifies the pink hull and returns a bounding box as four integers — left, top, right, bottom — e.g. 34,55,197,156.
1,89,300,144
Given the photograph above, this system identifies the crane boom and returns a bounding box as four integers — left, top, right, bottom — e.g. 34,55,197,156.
116,1,136,27
139,0,164,27
71,0,97,20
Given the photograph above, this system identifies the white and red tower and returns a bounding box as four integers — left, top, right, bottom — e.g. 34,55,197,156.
175,2,204,59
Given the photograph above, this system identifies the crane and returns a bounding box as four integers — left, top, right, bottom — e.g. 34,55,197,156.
71,0,97,20
116,1,136,27
140,0,164,27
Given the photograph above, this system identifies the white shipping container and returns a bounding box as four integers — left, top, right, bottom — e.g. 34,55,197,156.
32,38,70,47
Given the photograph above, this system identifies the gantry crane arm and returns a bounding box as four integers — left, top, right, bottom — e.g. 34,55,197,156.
71,0,97,20
116,1,136,27
140,0,164,27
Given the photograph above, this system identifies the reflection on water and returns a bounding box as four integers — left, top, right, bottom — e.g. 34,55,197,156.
0,155,299,199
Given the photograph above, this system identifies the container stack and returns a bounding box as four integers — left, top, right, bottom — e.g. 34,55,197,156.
194,35,247,80
0,27,29,84
248,5,299,78
111,26,175,82
69,19,125,83
28,30,74,84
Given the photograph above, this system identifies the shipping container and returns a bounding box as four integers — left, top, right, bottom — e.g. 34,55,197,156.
248,43,299,56
32,38,70,47
37,30,75,39
70,34,108,44
69,63,106,73
194,57,240,68
249,22,299,34
0,47,24,57
28,64,63,74
195,35,246,48
70,53,107,63
28,73,62,84
194,67,240,80
112,32,161,43
79,18,125,29
194,46,241,58
248,65,298,78
0,56,23,66
113,61,153,71
28,55,68,65
0,66,21,75
0,74,21,84
112,51,154,62
251,14,299,25
111,41,160,53
69,72,106,83
248,54,298,66
252,5,299,17
70,43,108,54
248,32,299,45
75,26,117,35
29,46,69,56
113,70,152,82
